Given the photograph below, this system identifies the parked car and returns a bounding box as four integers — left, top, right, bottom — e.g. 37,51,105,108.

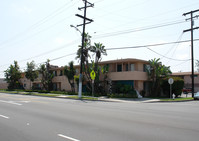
182,88,192,94
194,92,199,100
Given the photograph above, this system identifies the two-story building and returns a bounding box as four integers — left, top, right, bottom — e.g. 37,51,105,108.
3,60,199,95
19,58,150,94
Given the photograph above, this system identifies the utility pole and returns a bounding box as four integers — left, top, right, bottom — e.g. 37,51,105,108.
75,0,94,98
183,9,199,98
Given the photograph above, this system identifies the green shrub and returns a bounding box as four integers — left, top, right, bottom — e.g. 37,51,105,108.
67,91,78,95
38,90,50,93
107,92,137,98
161,77,184,97
50,91,67,95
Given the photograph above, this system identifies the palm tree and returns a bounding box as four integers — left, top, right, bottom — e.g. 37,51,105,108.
64,61,76,92
90,43,107,72
147,58,171,96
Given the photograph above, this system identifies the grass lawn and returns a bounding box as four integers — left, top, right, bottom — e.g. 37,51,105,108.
67,96,98,100
160,97,193,101
0,90,98,100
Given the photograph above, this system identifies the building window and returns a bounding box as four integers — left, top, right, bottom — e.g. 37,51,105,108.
60,70,63,76
130,64,134,71
143,64,150,72
53,71,57,76
126,64,128,71
117,64,122,72
24,84,26,88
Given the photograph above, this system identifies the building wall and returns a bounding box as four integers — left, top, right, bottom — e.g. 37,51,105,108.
52,76,71,91
0,79,8,89
107,71,148,81
184,75,199,92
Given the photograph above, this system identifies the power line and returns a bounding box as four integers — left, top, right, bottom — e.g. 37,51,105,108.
106,39,199,50
93,20,187,39
0,38,80,68
0,1,77,47
147,48,190,61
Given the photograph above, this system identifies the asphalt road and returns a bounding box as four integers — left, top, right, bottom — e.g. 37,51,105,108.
0,93,199,141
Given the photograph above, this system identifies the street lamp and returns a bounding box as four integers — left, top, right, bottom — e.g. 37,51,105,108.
70,25,82,35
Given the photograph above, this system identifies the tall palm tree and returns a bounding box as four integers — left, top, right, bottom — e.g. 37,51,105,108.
64,61,75,92
147,58,171,96
90,43,107,72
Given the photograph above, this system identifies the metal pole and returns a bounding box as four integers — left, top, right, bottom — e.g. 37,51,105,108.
170,84,172,99
92,80,94,97
78,0,87,99
191,12,195,98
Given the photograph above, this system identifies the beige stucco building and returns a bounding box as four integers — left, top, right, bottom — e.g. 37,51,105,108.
19,58,150,94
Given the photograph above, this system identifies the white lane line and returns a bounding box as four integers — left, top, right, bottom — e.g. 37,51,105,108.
0,100,22,106
20,101,31,103
0,114,10,119
58,134,80,141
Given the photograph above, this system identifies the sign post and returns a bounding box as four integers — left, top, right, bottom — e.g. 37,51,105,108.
168,78,174,99
90,70,96,97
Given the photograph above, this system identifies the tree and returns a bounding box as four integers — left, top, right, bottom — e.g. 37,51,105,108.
90,43,107,94
75,33,108,94
146,58,172,97
4,61,22,89
38,60,54,91
64,61,76,92
90,43,107,72
196,60,199,72
25,61,38,89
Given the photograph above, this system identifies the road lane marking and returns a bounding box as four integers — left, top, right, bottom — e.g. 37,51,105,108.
0,100,22,106
0,114,9,119
19,101,31,103
58,134,80,141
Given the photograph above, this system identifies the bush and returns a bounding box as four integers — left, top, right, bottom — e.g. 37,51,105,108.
67,91,78,95
38,90,50,93
50,91,68,95
107,92,137,98
108,83,137,98
161,77,184,97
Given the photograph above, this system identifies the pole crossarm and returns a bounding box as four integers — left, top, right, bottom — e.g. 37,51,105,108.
183,27,199,32
75,14,93,22
183,9,199,16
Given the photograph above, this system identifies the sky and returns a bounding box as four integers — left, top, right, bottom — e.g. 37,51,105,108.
0,0,199,78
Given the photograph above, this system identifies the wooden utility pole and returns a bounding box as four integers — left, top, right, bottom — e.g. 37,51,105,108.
183,9,199,97
75,0,94,98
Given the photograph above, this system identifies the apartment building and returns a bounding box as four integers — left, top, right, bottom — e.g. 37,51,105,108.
15,58,150,94
50,58,150,93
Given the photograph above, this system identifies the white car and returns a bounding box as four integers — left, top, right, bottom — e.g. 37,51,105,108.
194,92,199,100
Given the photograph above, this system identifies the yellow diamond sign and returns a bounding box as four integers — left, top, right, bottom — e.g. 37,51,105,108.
90,70,96,80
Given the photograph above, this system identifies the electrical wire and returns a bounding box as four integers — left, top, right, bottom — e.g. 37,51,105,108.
93,20,186,39
0,1,77,47
147,48,190,61
106,39,199,51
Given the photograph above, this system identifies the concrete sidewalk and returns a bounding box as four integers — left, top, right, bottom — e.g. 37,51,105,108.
98,97,160,103
56,95,160,103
